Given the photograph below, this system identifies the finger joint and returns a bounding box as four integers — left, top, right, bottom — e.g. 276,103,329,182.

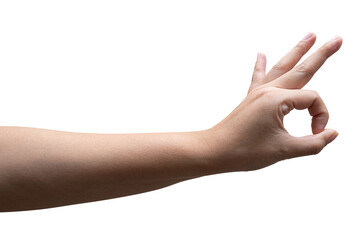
294,64,315,79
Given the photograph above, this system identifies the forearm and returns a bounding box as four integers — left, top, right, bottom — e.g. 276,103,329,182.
0,126,212,212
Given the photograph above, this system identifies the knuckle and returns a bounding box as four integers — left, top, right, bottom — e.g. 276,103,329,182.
294,42,308,54
308,89,320,98
294,64,314,79
315,92,321,101
254,64,263,72
309,141,324,155
248,83,258,93
253,86,274,98
272,62,288,72
250,87,263,97
251,87,281,105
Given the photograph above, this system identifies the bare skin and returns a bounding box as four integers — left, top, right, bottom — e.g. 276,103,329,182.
0,33,342,212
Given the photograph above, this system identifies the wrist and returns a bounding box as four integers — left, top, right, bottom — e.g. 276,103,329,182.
193,127,251,174
189,128,229,175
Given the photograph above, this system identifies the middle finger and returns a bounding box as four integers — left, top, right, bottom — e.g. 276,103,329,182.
264,32,316,83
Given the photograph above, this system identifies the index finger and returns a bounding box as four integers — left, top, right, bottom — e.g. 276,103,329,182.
270,36,343,89
265,32,316,83
282,89,329,134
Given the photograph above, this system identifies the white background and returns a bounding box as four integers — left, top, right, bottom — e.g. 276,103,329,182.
0,0,360,239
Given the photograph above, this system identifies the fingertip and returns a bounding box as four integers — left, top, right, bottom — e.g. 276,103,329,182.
311,114,329,134
312,124,325,134
311,32,317,39
338,36,343,45
330,35,342,42
253,52,266,74
336,36,343,49
326,129,338,144
290,128,338,157
257,52,264,62
256,52,266,67
329,35,343,52
302,32,316,43
317,128,338,144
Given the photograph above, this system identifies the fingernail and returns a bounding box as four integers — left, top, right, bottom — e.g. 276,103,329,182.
330,35,341,42
302,32,313,41
257,52,264,61
327,131,338,144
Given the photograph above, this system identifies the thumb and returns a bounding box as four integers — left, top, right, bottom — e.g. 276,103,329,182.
289,128,338,157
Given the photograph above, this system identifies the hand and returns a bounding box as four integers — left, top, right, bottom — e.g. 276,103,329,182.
203,33,342,172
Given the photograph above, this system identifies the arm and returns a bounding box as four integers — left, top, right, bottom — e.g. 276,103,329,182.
0,33,342,212
0,127,211,211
